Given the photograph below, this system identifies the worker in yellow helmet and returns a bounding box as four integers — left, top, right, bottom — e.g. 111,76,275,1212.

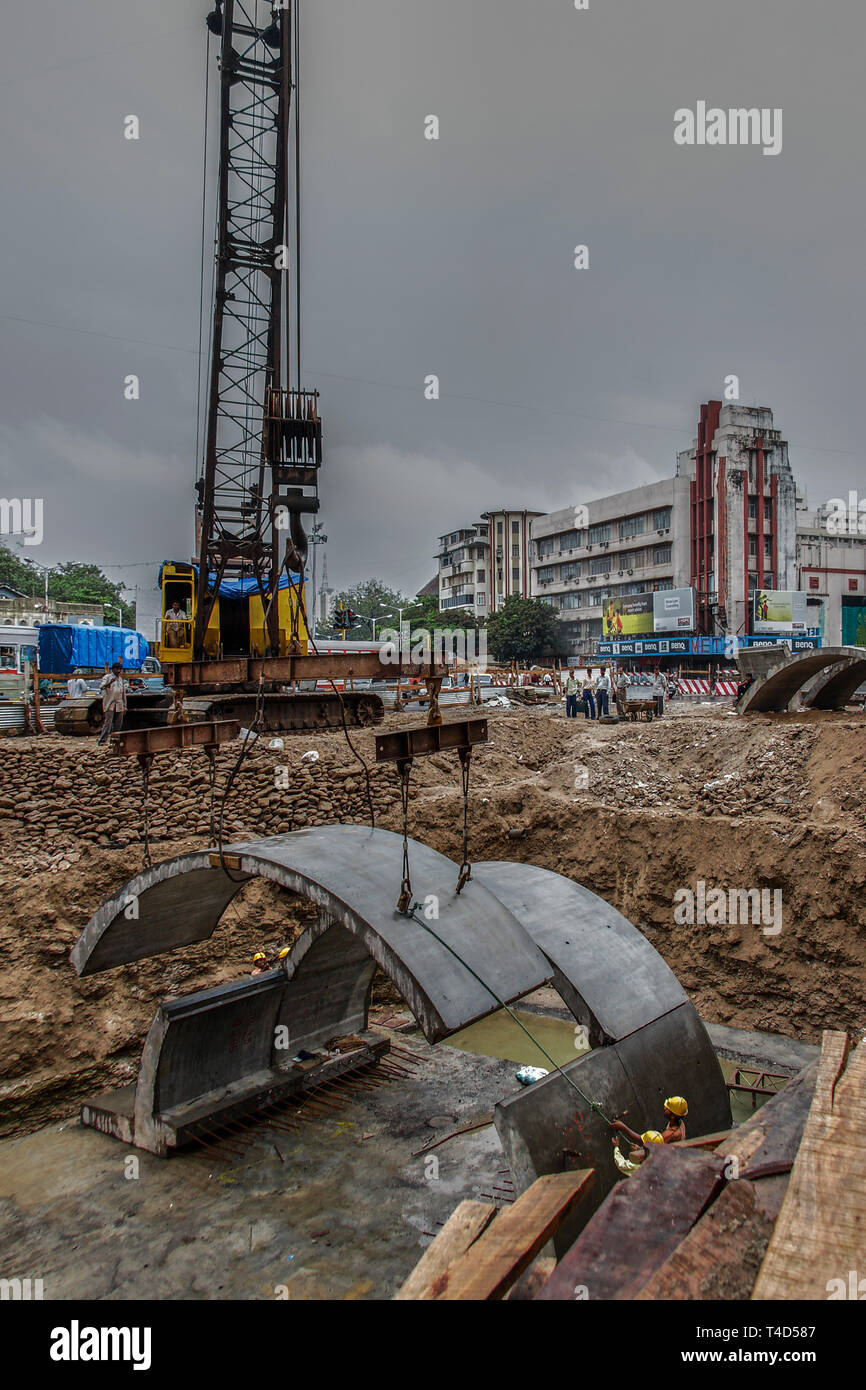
277,947,291,965
250,951,269,976
662,1096,688,1143
610,1125,664,1178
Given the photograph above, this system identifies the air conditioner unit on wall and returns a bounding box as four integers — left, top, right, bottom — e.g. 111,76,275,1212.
618,571,623,577
628,569,634,575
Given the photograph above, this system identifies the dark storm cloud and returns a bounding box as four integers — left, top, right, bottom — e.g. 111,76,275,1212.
1,0,864,598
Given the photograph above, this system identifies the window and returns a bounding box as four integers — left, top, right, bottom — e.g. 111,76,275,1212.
512,568,520,584
620,582,644,596
537,537,555,559
849,578,859,592
581,619,603,639
652,507,672,529
558,529,581,551
763,573,774,587
764,498,772,522
748,573,758,593
749,537,757,558
560,592,582,609
476,569,485,582
587,591,603,607
512,520,519,534
537,565,555,584
748,497,758,521
475,548,485,559
809,577,820,590
654,579,674,591
590,555,610,575
512,544,520,558
497,522,503,535
652,544,672,565
619,514,646,540
764,536,772,557
561,561,581,582
476,594,486,607
588,523,611,545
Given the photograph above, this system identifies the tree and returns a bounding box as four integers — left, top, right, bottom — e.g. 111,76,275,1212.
486,594,562,663
0,544,134,625
325,578,410,635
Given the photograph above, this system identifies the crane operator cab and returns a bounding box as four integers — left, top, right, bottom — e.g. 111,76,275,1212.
158,562,309,665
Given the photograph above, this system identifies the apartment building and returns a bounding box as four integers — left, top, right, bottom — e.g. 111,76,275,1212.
435,510,541,618
530,480,691,658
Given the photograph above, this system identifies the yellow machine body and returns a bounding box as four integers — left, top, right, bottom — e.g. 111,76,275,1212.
158,562,308,664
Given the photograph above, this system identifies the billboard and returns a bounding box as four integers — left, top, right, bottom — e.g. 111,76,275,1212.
602,588,694,638
842,600,866,648
753,590,808,634
653,588,695,633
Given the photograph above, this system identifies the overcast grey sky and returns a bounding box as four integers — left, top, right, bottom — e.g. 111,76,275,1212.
1,0,864,605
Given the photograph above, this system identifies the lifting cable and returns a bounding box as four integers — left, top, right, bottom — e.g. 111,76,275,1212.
139,754,154,870
214,560,287,883
293,578,377,829
397,760,413,914
404,902,613,1129
456,747,472,894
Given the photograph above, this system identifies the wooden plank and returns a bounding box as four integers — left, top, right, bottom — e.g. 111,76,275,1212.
507,1256,557,1301
431,1170,595,1301
536,1146,725,1301
635,1180,774,1301
753,1033,866,1301
394,1200,496,1301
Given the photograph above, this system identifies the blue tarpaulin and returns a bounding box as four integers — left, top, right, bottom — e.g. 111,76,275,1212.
38,625,150,674
159,565,304,598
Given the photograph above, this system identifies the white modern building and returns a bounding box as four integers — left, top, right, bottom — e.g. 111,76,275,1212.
435,510,541,618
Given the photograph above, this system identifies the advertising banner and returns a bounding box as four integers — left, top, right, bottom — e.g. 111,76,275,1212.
753,590,808,634
653,588,695,632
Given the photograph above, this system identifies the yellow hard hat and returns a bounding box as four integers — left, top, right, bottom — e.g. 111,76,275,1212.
252,952,267,963
641,1130,664,1144
277,947,290,960
664,1096,688,1117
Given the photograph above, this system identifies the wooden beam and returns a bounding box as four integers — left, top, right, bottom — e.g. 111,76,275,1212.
394,1200,496,1301
635,1179,774,1301
752,1033,865,1301
430,1170,594,1301
536,1147,725,1301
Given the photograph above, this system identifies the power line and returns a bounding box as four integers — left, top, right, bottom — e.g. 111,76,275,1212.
2,310,861,460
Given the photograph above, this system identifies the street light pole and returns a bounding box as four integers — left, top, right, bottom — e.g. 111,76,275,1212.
308,521,328,640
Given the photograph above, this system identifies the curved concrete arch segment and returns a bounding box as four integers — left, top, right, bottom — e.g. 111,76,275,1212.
71,825,553,1043
740,645,866,713
803,657,866,710
472,862,687,1046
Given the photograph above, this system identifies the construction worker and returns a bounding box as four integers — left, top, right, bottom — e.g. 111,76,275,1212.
595,666,612,718
277,947,291,970
611,1127,664,1177
66,669,88,699
662,1095,688,1142
97,661,127,746
250,951,270,976
163,600,188,649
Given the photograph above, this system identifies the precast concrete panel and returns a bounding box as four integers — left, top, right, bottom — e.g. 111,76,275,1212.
473,861,687,1044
